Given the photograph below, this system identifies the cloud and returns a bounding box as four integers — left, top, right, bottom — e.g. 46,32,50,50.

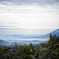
0,0,59,5
0,0,59,29
0,4,59,29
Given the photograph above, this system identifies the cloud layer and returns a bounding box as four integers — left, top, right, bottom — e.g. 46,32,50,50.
0,0,59,5
0,0,59,29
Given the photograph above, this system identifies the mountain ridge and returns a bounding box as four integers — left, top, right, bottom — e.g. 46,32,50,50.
5,29,59,39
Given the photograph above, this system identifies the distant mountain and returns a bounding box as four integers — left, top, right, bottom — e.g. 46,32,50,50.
5,29,59,39
0,29,59,46
0,40,7,44
36,29,59,38
0,40,9,45
6,34,41,38
50,29,59,36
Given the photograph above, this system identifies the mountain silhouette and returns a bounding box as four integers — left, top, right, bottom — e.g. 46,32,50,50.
6,29,59,39
36,29,59,38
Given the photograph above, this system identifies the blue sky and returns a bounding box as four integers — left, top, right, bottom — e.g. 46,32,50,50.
0,0,59,35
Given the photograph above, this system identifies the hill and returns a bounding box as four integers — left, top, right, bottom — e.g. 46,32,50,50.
0,40,9,46
37,29,59,38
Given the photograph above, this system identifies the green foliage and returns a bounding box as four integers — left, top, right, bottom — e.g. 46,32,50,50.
0,34,59,59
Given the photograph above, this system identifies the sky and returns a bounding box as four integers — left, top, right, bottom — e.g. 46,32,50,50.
0,0,59,35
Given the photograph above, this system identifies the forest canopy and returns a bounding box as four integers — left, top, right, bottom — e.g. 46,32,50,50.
0,34,59,59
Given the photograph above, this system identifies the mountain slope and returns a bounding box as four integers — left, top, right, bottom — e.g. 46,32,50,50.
0,40,9,45
37,29,59,38
5,29,59,39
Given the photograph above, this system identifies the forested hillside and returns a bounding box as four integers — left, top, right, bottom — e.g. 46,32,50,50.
0,34,59,59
